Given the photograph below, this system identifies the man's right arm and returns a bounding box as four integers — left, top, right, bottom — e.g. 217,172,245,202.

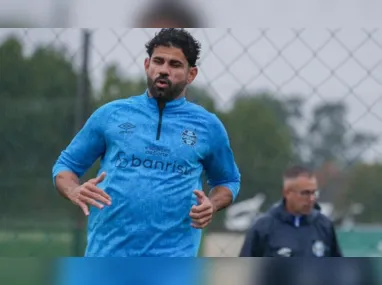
55,171,111,215
329,224,343,257
55,170,81,201
52,106,110,214
239,217,268,257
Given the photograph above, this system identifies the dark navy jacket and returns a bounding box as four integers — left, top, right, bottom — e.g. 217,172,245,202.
239,200,342,257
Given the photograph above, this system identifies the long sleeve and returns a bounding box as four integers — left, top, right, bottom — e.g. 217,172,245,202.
239,218,268,257
203,114,241,200
239,227,260,257
330,225,343,257
52,105,108,185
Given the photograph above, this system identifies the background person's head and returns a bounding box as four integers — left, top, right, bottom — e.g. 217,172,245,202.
144,28,201,102
282,165,318,215
134,0,204,28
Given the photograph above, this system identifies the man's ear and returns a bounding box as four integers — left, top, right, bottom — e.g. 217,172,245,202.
187,66,198,84
144,57,150,71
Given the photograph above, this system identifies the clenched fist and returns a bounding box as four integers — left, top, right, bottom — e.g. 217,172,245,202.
189,190,216,229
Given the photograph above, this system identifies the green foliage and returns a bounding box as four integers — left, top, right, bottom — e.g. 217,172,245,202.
97,63,147,106
185,85,216,113
307,102,377,168
0,35,77,220
0,36,28,97
219,95,294,205
341,163,382,222
27,46,77,99
0,37,77,98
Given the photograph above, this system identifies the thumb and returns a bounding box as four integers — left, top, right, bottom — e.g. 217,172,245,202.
193,190,206,203
93,172,106,184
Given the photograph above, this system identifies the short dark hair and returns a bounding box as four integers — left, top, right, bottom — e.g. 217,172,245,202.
283,165,314,179
136,0,203,28
145,28,201,67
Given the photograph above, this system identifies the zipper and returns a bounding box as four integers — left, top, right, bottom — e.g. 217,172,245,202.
156,101,165,140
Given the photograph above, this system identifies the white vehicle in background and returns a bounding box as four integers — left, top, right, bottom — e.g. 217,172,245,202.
223,193,362,232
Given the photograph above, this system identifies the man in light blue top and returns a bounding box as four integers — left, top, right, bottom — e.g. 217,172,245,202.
52,28,241,257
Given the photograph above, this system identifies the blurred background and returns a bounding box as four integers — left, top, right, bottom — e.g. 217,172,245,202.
1,27,382,259
1,3,382,284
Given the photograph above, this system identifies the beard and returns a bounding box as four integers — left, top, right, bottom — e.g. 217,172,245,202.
147,75,187,102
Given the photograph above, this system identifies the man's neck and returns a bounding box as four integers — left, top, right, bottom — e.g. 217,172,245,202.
147,89,186,101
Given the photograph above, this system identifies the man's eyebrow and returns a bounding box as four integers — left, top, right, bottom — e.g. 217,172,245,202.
152,56,182,61
169,59,183,64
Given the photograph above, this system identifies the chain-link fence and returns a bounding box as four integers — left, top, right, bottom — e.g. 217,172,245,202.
1,28,382,258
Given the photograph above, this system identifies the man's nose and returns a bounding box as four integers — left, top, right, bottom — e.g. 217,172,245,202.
159,71,169,78
158,63,170,76
158,63,169,76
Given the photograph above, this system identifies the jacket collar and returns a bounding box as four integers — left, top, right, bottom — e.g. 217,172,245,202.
269,199,319,226
143,89,187,109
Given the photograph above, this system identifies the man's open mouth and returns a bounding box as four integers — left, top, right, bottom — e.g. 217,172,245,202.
155,79,170,88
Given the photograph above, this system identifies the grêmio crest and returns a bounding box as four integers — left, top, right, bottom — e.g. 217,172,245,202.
181,130,197,146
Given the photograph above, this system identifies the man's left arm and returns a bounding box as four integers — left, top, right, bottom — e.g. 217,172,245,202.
189,116,240,229
203,115,241,212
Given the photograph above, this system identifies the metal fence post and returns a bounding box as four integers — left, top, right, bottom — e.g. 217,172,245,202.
73,28,91,256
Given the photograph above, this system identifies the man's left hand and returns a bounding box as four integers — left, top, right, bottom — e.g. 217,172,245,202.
189,190,215,229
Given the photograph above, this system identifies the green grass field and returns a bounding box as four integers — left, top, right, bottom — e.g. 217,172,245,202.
1,226,382,257
0,226,382,284
0,228,85,285
0,230,85,257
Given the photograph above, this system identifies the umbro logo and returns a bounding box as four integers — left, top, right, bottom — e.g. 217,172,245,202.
277,247,292,257
119,122,135,133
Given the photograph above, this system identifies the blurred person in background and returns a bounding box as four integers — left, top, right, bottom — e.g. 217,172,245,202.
239,165,342,257
254,258,378,285
52,28,240,257
132,0,205,28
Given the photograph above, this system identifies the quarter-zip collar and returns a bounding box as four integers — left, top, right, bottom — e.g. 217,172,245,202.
142,89,186,141
269,199,319,226
144,89,186,110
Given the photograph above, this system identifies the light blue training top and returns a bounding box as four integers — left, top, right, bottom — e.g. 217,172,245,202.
52,90,241,257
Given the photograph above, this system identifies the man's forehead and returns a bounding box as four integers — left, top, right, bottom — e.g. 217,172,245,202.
284,175,317,188
152,46,186,61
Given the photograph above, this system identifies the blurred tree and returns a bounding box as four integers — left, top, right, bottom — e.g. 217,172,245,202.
0,36,28,97
303,101,378,211
240,92,304,162
27,45,77,99
0,36,78,221
219,94,295,205
306,102,377,168
97,64,147,107
207,93,296,231
185,85,216,113
339,163,382,222
314,161,344,203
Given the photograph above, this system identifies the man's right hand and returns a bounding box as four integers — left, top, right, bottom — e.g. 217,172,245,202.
68,172,112,216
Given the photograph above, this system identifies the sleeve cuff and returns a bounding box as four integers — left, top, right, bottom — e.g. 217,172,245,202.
211,182,240,202
52,165,76,188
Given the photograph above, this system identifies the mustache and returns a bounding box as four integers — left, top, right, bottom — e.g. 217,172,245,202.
154,76,172,86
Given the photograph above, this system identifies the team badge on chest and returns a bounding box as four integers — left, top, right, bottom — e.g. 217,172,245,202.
312,240,325,257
